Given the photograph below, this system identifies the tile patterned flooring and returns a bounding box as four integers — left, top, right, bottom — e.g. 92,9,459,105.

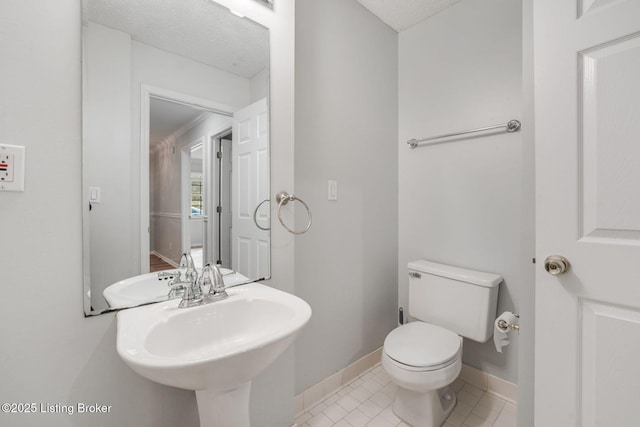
294,364,517,427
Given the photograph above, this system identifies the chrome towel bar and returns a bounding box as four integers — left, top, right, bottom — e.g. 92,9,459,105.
407,119,521,149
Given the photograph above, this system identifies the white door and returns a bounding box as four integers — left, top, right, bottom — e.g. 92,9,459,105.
534,1,640,426
231,98,270,279
219,137,233,267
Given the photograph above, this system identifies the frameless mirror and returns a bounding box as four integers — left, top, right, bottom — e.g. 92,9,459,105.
82,0,270,315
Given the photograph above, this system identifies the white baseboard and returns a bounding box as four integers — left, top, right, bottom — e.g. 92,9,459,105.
151,251,179,268
294,347,518,417
458,363,518,404
295,347,383,416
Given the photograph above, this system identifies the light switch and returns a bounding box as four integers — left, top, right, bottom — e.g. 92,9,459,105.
89,187,102,203
0,144,25,192
328,180,338,201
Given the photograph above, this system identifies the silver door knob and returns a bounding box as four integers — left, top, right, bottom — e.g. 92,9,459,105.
544,255,570,275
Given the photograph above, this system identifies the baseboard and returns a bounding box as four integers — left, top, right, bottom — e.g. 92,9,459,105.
151,251,179,268
457,364,518,404
294,347,383,416
294,348,518,417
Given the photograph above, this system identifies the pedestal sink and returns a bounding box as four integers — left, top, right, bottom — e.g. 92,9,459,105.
116,283,311,427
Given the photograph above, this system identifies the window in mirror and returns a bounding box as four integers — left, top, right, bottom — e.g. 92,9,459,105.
191,173,203,217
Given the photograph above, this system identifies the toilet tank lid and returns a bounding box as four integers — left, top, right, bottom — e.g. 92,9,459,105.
408,260,502,288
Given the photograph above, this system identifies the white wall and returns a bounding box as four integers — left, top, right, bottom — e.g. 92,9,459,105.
398,0,523,383
250,68,269,103
0,0,296,426
84,23,136,310
294,0,398,392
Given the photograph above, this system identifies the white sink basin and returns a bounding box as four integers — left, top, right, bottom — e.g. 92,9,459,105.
116,282,311,427
103,268,249,309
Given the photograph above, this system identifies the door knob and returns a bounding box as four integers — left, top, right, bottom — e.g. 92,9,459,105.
544,255,570,275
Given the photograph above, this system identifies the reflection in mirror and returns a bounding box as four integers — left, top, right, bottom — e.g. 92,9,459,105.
82,0,270,315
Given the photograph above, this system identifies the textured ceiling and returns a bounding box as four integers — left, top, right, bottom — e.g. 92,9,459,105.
356,0,463,32
85,0,269,79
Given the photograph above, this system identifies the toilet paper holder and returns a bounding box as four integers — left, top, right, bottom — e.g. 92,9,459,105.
497,313,520,332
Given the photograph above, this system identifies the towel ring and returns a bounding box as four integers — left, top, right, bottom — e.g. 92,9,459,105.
253,199,271,231
275,191,312,235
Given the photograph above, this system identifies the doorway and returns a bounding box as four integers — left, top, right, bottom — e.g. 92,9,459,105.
146,93,233,271
210,129,233,268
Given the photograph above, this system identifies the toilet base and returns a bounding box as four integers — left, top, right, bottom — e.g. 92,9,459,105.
392,386,456,427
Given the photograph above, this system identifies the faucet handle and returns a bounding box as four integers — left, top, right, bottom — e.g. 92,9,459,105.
200,263,228,302
198,267,213,295
178,270,202,308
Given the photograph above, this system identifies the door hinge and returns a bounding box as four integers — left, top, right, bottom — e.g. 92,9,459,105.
216,151,222,159
216,206,222,213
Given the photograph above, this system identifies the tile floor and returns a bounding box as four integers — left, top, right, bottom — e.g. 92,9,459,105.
294,364,517,427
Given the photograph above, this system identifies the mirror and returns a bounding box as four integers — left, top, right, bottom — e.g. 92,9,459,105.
82,0,270,315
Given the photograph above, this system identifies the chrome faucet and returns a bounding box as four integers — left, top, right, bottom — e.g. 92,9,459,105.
167,252,229,308
169,253,202,306
198,263,229,303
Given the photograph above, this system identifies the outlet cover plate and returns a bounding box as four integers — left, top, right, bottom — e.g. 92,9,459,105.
0,144,26,192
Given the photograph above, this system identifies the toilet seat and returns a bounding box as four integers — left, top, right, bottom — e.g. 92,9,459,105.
383,322,462,371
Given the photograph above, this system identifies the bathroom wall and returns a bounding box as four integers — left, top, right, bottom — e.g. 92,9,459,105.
250,68,269,104
294,0,399,392
83,22,135,310
0,0,296,426
398,0,524,383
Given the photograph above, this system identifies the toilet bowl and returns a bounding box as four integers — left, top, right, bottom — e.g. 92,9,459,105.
383,260,502,427
382,322,462,427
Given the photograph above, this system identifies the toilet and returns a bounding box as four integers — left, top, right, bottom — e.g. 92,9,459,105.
382,260,501,427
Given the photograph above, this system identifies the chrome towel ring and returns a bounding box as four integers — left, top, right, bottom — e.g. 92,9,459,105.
275,191,312,235
253,199,270,231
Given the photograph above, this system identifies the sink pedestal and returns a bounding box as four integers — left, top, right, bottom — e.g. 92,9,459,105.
117,284,311,427
196,382,251,427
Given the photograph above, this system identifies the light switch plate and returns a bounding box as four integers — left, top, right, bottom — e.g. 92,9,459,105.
328,180,338,201
89,187,102,203
0,144,25,192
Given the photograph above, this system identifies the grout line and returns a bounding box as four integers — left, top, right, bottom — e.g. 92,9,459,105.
297,350,518,417
295,362,518,427
297,348,383,415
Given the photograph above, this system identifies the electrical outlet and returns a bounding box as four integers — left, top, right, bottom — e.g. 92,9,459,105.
0,153,14,182
0,144,25,192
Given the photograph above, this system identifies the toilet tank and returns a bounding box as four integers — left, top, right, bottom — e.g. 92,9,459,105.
408,260,501,343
